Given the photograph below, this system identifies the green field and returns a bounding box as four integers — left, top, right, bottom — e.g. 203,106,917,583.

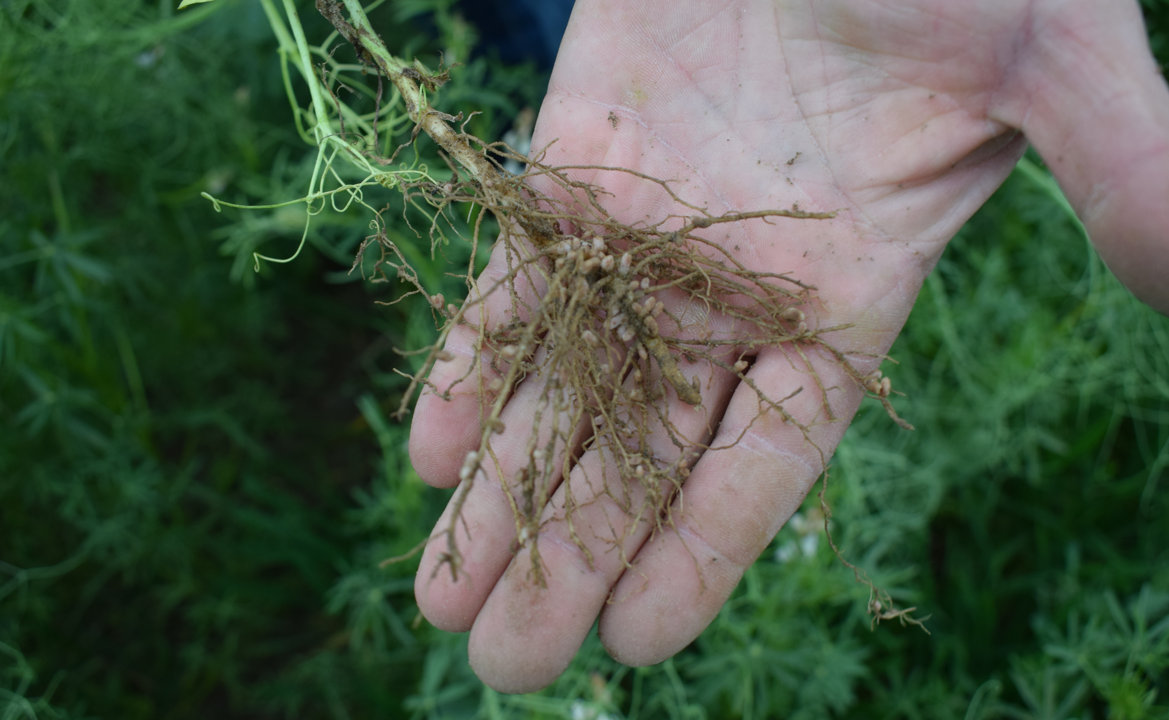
3,1,1168,717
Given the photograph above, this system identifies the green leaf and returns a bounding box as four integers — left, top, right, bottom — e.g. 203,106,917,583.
177,0,217,8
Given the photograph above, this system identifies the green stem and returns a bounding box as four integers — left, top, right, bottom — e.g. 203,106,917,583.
280,0,334,141
263,0,371,163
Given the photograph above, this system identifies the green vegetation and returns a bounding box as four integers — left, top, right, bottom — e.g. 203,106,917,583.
2,0,1168,718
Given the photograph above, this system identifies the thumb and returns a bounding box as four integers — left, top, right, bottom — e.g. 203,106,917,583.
994,0,1169,314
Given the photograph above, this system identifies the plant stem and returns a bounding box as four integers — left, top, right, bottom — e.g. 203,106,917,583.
320,0,555,245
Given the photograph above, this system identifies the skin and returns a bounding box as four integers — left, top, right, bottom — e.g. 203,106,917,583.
410,0,1169,694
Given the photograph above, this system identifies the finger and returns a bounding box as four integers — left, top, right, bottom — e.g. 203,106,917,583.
597,342,866,666
413,344,583,631
464,351,739,693
409,232,547,487
415,248,650,632
993,0,1169,312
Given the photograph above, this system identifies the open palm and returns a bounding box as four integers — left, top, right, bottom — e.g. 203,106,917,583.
409,0,1169,693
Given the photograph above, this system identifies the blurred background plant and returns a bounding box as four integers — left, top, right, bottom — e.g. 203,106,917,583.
1,0,1167,718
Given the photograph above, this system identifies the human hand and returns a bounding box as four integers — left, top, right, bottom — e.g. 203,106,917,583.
410,0,1169,693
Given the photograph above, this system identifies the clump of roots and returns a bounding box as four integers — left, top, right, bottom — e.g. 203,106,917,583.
320,0,921,631
380,149,911,588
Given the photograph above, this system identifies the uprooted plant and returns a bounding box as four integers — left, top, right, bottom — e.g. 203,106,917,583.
202,0,924,632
